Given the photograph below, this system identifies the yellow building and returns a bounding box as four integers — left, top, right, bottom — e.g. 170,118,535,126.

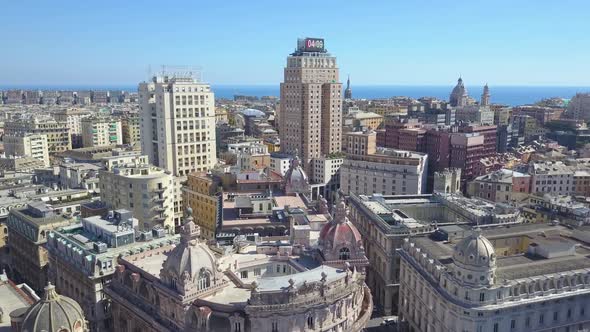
215,107,229,123
182,172,222,239
366,104,408,117
349,111,383,130
264,137,281,153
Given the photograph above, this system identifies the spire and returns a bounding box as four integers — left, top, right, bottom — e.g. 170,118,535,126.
481,83,490,106
43,282,60,302
180,207,200,244
344,75,352,99
472,226,482,238
334,197,347,223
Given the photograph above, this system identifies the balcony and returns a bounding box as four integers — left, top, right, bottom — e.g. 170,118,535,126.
154,188,166,194
154,215,168,222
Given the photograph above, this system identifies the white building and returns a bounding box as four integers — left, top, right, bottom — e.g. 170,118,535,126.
3,133,50,167
270,153,292,176
99,157,175,230
81,117,123,147
311,156,344,185
455,105,495,125
53,108,92,148
398,224,590,332
530,161,574,195
139,75,217,177
341,148,428,196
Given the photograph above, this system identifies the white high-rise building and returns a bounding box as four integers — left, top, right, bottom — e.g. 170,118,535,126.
139,75,217,227
139,75,217,176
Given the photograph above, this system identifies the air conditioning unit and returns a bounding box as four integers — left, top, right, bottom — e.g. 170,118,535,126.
93,242,107,253
140,231,153,241
152,227,166,238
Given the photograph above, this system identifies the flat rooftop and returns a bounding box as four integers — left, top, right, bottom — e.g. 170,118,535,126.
414,223,590,282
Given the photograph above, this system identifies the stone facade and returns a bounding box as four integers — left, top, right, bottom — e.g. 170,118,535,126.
398,226,590,332
105,202,372,331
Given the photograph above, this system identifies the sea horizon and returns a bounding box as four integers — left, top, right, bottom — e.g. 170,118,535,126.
1,84,589,106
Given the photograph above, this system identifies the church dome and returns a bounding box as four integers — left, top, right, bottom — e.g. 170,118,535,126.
21,283,87,332
453,228,495,269
160,209,220,295
318,199,364,261
449,77,468,107
283,152,310,195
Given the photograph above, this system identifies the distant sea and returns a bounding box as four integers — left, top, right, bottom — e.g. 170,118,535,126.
2,84,589,106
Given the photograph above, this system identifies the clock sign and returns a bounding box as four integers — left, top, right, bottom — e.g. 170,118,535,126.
303,38,325,52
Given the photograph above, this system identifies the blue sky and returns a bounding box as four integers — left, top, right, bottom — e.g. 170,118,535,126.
1,0,589,86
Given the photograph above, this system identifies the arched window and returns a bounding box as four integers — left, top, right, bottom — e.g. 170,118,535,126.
139,282,150,299
307,315,314,329
124,273,133,288
198,271,211,290
73,320,83,332
339,247,350,260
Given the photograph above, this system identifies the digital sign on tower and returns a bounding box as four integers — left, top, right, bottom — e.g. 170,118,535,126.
300,38,325,52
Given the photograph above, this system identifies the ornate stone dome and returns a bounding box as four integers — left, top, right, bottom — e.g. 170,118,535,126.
21,283,86,332
160,208,221,295
453,228,496,269
449,77,468,106
283,152,310,195
318,199,364,261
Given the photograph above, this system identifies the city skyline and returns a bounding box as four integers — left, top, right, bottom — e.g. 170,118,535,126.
2,0,590,86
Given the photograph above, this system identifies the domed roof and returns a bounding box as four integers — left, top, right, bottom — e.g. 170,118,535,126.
319,199,363,251
240,108,265,117
160,209,219,295
21,283,86,332
283,151,310,195
451,77,467,96
453,228,496,269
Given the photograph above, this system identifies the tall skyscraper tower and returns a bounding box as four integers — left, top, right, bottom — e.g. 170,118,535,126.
279,38,343,171
481,83,490,106
344,75,352,99
139,73,217,177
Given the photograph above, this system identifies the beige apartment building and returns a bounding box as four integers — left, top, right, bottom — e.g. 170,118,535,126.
139,75,217,176
341,131,428,196
279,37,342,172
53,108,92,148
4,117,71,153
98,157,174,230
81,116,123,147
121,114,140,145
6,202,74,292
3,133,50,167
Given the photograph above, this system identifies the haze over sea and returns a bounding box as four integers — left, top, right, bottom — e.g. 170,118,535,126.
2,85,589,106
